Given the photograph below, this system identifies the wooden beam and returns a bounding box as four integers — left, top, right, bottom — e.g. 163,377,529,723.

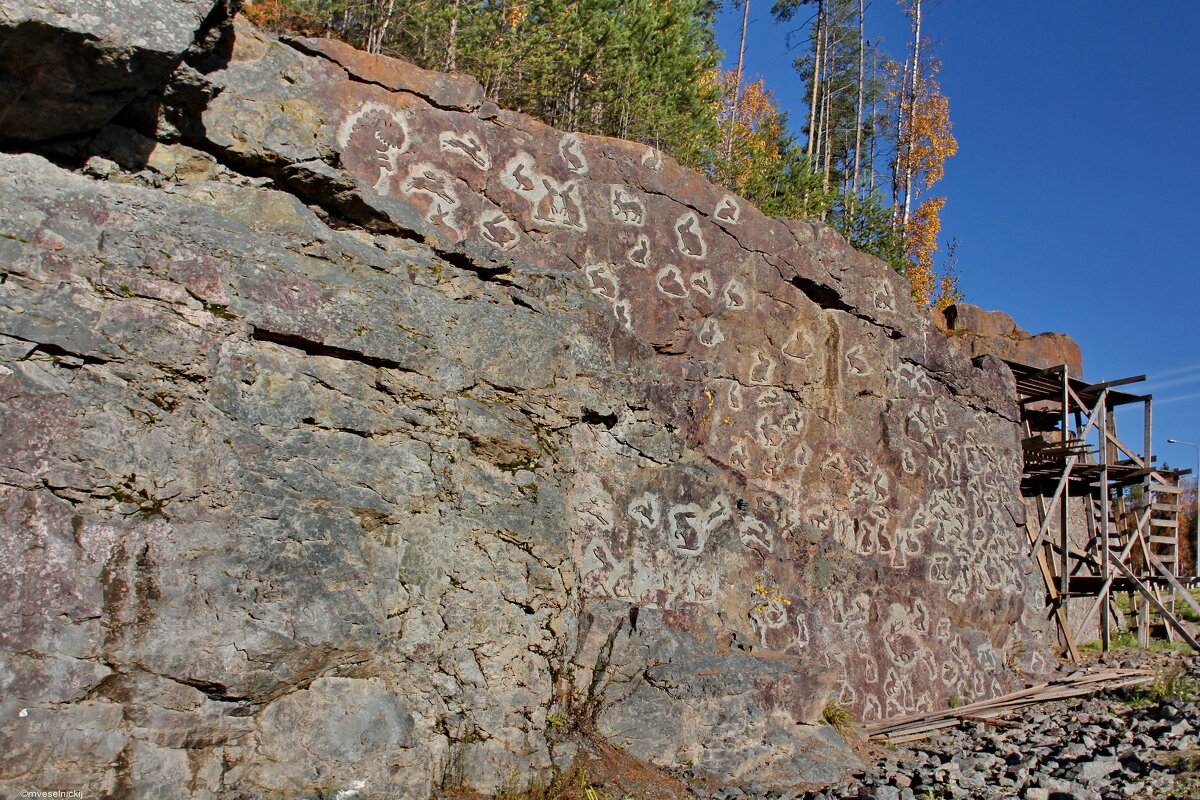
1110,557,1200,652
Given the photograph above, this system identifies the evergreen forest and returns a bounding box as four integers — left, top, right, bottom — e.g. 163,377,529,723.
245,0,961,306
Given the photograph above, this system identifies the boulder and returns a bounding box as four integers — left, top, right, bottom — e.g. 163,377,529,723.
0,0,235,144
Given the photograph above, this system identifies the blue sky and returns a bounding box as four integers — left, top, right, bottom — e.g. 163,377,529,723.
714,0,1200,472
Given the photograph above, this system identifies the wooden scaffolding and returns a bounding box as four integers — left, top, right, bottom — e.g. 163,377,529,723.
1007,360,1200,660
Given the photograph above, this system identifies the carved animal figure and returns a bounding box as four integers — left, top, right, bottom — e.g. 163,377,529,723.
482,217,516,246
441,133,488,169
612,192,644,224
511,163,535,192
675,214,704,256
561,135,587,172
715,196,740,223
406,169,456,208
627,237,649,266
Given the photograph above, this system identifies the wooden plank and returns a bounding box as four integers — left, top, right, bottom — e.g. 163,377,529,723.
1106,430,1146,468
1080,375,1147,393
1150,536,1179,544
1150,484,1183,494
1110,557,1200,651
1151,518,1179,527
865,670,1156,741
1148,554,1200,619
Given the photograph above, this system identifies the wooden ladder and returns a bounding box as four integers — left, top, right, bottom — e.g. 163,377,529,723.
1145,473,1183,641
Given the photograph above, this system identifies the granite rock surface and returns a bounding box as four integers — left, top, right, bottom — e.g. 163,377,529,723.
0,9,1073,798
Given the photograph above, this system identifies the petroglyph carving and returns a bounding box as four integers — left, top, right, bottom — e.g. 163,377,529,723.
641,146,663,171
502,154,539,193
628,492,662,530
794,615,811,650
884,668,915,717
715,194,741,224
576,482,616,530
738,515,774,553
782,326,814,363
755,412,786,449
789,440,813,468
749,350,776,384
929,552,951,584
584,262,620,301
755,387,786,407
478,210,519,251
610,186,645,225
674,211,707,259
722,279,747,311
655,265,688,299
402,163,460,234
613,300,633,330
560,133,588,174
534,176,586,229
501,153,587,230
339,103,410,188
697,318,724,348
667,495,731,555
626,234,650,267
727,439,751,471
727,382,744,411
754,596,791,647
882,603,923,669
856,515,893,558
863,655,880,683
439,130,490,170
822,452,849,476
582,537,628,596
689,270,715,298
845,344,871,376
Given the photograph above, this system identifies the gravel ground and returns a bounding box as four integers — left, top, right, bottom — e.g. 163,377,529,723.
689,654,1200,800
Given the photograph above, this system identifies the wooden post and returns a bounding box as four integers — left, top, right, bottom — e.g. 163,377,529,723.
1099,395,1111,651
1060,366,1071,615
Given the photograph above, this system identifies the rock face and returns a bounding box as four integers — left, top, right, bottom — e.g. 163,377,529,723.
0,0,237,144
933,303,1083,376
0,10,1068,799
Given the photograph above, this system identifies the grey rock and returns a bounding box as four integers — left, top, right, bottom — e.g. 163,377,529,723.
0,6,1084,798
0,0,234,143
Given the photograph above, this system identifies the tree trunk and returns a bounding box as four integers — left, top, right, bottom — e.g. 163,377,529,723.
901,0,922,229
367,0,396,54
725,0,751,159
806,1,824,160
443,0,461,72
850,0,865,217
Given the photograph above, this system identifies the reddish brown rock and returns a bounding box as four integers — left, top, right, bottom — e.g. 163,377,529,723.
934,302,1084,376
0,14,1067,798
